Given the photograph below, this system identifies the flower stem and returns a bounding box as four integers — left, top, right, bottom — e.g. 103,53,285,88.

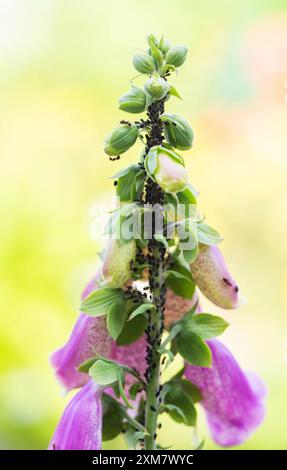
144,251,165,449
143,99,167,450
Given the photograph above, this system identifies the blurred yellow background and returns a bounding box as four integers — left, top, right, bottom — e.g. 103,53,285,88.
0,0,287,450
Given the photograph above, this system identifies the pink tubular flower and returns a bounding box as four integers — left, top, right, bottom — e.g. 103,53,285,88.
51,272,146,392
49,380,102,450
50,272,113,391
185,338,266,447
190,244,241,309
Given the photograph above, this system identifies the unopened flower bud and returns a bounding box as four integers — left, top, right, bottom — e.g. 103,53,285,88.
158,36,171,54
132,53,155,75
102,238,136,288
144,76,171,101
165,45,188,67
160,113,194,150
145,145,188,193
190,244,241,309
119,86,146,114
104,125,139,156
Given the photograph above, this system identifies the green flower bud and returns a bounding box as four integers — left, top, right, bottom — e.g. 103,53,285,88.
160,113,194,150
165,45,188,67
104,125,139,156
103,238,136,288
132,53,155,75
146,33,159,50
118,86,146,114
158,36,171,54
144,76,171,101
145,145,188,193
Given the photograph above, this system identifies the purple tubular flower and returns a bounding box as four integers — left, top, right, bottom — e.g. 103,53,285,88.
51,272,146,391
111,336,147,386
185,338,266,447
51,314,113,391
50,272,113,391
190,244,241,309
49,380,102,450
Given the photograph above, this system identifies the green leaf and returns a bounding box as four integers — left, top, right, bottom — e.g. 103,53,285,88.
197,221,222,245
179,379,202,403
102,393,146,441
176,330,212,367
161,403,187,423
89,359,121,385
128,303,154,321
116,165,145,202
118,370,133,409
164,385,197,426
80,287,124,316
159,323,182,351
164,270,189,282
102,394,123,441
107,300,127,340
182,244,199,264
129,382,143,401
183,313,229,339
117,313,147,346
121,409,147,434
177,185,197,206
165,263,195,300
77,356,98,373
169,85,183,100
112,165,137,179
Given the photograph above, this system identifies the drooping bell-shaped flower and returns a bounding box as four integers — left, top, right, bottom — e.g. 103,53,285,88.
190,244,241,309
51,272,147,392
102,238,136,288
51,313,113,391
50,272,113,391
145,146,188,193
185,339,266,447
49,380,102,450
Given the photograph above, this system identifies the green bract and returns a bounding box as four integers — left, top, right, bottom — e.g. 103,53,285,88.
144,76,171,101
119,86,146,114
132,53,155,74
165,45,188,67
160,113,194,150
104,125,139,156
158,36,171,54
145,145,187,193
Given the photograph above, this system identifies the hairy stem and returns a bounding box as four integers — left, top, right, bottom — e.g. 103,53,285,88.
143,99,167,450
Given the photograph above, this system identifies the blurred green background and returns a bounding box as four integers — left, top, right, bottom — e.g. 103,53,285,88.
0,0,287,450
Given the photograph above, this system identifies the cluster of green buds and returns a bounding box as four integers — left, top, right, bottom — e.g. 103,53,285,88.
104,34,191,162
